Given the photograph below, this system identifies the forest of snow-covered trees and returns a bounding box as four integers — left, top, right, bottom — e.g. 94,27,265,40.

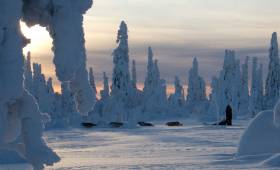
23,21,280,129
2,0,280,169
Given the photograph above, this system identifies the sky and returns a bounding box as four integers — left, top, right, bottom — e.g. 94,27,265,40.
21,0,280,94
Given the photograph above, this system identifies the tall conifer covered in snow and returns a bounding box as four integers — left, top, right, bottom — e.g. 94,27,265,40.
60,82,80,127
103,21,133,122
45,77,56,118
144,47,154,92
32,63,49,112
232,59,242,117
265,32,280,109
208,77,220,120
168,76,185,114
238,57,249,116
216,50,239,117
89,67,97,96
89,72,110,125
32,63,57,127
186,57,207,114
249,57,264,117
101,72,110,99
142,47,168,116
111,21,131,97
257,63,264,110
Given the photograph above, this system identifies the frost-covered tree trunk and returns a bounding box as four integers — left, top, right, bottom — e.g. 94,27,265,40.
265,32,280,109
186,57,207,114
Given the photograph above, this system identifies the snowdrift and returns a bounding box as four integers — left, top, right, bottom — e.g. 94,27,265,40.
237,99,280,167
237,110,280,156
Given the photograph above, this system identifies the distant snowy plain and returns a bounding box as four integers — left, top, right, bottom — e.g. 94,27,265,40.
38,119,276,170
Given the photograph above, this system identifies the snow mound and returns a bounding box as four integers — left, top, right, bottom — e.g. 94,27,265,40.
237,100,280,156
274,99,280,127
0,149,27,164
262,154,280,167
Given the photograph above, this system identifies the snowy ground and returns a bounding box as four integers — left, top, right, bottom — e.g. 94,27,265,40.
42,119,275,170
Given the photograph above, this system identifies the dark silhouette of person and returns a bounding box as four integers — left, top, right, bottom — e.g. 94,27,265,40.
214,105,233,126
225,105,232,125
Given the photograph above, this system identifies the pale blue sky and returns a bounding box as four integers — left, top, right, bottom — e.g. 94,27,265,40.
22,0,280,92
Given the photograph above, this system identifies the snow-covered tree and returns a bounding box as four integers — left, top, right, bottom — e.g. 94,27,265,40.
129,59,143,110
249,57,264,117
101,72,110,100
31,63,57,128
208,77,220,120
144,47,154,92
60,82,80,127
239,56,249,116
186,57,207,114
24,51,33,93
88,72,110,125
232,59,242,117
0,1,61,168
257,63,264,110
45,78,55,113
111,21,131,97
32,63,50,113
44,78,56,128
101,21,133,122
89,67,97,96
168,76,185,114
216,50,240,117
142,47,168,117
265,32,280,109
131,60,137,89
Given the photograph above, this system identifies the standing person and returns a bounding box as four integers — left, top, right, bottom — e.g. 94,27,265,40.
213,104,233,126
225,105,232,126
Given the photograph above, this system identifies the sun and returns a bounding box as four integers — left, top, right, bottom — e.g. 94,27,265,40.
20,21,52,55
